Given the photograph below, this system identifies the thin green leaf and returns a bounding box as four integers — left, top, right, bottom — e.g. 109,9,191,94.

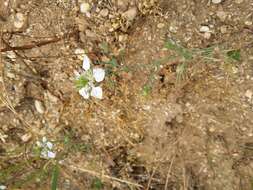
105,58,118,68
91,178,103,189
226,49,241,61
51,164,59,190
165,40,193,60
165,40,178,50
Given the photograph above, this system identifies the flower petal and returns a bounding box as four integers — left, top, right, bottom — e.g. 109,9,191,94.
93,68,105,82
47,151,56,159
0,185,7,190
46,142,53,149
42,137,47,143
82,55,91,71
79,87,90,99
91,86,103,99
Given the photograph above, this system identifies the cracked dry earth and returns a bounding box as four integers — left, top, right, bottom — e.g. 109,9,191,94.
1,0,253,189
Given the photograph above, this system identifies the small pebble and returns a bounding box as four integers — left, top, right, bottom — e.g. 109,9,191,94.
6,72,15,79
216,11,227,21
34,100,45,114
117,0,129,11
157,23,165,29
21,133,32,142
245,90,252,100
123,7,137,21
245,21,252,26
100,9,109,17
212,0,222,4
6,51,16,60
203,32,211,39
200,26,210,32
14,13,26,29
235,0,243,3
220,25,227,33
80,3,90,14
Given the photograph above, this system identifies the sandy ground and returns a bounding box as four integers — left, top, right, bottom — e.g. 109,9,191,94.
1,0,253,189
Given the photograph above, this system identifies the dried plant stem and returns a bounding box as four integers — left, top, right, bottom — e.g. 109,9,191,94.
0,31,77,52
66,162,143,188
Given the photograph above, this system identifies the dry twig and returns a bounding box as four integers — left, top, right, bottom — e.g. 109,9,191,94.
65,162,143,189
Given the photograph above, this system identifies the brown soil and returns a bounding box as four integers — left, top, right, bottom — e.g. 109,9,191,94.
1,0,253,190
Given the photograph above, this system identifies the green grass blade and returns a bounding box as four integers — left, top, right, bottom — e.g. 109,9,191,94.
51,164,59,190
226,49,241,61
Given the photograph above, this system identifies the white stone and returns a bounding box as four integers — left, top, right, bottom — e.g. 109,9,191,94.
80,3,90,14
14,13,26,29
100,9,109,17
6,51,16,60
212,0,222,4
123,7,137,21
245,90,252,100
200,26,210,33
245,21,252,26
203,32,211,39
34,100,45,114
21,133,32,142
157,23,165,29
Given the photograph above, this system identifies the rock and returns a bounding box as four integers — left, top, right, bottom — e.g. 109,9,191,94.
6,72,15,79
118,34,127,42
100,9,109,17
169,26,177,33
14,13,27,29
157,23,165,29
6,51,16,60
212,0,222,4
220,25,227,33
200,26,211,39
123,7,137,21
34,100,45,114
203,32,211,39
117,0,129,11
235,0,243,3
245,90,252,100
200,26,210,32
21,133,32,142
45,91,58,103
80,3,90,14
245,21,252,26
217,11,227,21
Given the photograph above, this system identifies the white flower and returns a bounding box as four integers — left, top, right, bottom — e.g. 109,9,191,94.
42,136,47,143
82,54,91,71
79,86,90,99
91,86,103,99
0,185,6,190
93,68,105,82
36,137,56,159
76,54,105,99
46,141,53,149
47,151,56,159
